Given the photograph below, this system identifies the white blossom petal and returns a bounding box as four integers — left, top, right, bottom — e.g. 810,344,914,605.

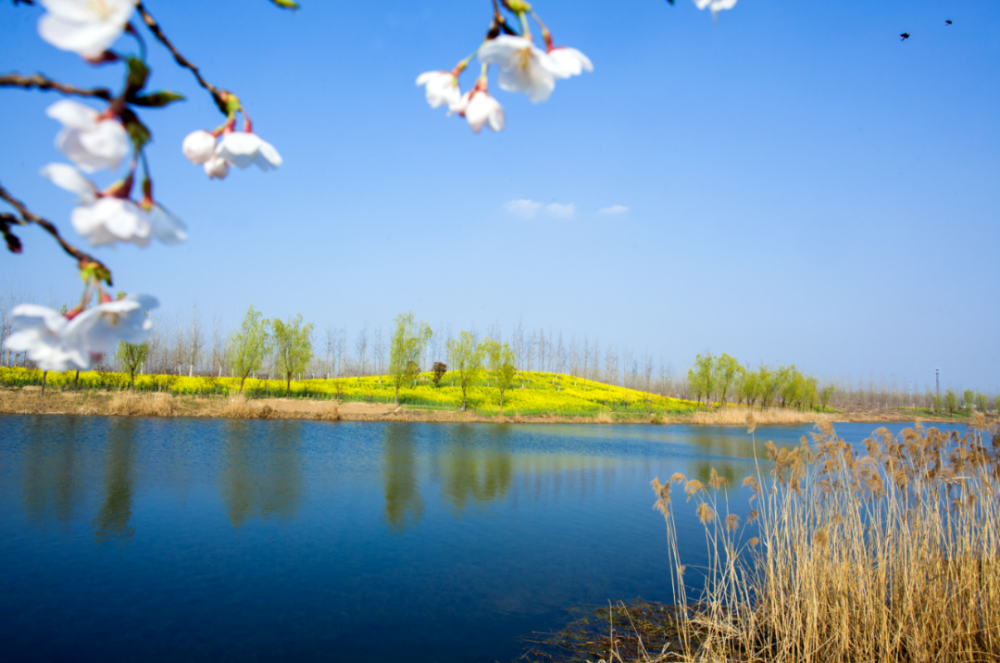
479,36,559,104
548,47,593,79
147,205,187,245
46,99,98,129
71,197,151,247
216,131,282,172
64,293,158,355
40,163,97,204
5,304,81,371
38,0,135,57
416,71,462,109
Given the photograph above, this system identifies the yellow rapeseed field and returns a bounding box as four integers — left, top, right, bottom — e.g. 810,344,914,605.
0,367,696,416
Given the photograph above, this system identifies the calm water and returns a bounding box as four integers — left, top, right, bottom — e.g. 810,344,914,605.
0,416,968,662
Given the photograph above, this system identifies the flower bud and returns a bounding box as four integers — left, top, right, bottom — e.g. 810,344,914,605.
204,157,230,180
182,130,216,164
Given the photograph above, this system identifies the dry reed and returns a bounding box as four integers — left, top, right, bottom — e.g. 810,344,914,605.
107,391,175,417
643,416,1000,663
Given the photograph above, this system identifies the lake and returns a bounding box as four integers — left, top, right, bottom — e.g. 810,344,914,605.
0,416,967,662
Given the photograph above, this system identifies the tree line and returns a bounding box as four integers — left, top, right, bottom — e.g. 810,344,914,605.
2,288,997,413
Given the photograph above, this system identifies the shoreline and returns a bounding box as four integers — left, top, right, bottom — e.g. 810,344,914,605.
0,388,976,427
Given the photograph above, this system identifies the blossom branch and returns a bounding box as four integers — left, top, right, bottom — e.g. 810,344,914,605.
134,1,231,115
0,73,113,101
0,181,113,285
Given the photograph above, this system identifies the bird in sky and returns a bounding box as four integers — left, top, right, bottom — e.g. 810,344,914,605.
945,20,952,25
900,32,910,41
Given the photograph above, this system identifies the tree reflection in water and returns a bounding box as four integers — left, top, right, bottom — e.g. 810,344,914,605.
382,423,425,532
20,416,87,527
436,425,513,513
94,418,138,543
219,420,305,529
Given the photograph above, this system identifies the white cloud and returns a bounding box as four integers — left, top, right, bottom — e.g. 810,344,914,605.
544,202,575,218
503,199,576,220
502,199,543,219
598,205,630,215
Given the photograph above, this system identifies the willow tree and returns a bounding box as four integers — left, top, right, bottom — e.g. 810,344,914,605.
388,311,432,405
229,305,272,396
447,331,483,412
272,314,314,398
482,337,516,413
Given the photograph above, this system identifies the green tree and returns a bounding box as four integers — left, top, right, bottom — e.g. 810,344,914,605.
117,340,149,391
228,305,272,396
736,365,758,408
775,365,796,408
962,389,975,412
482,337,516,413
112,291,148,392
975,392,989,413
804,376,818,411
757,365,778,409
688,353,715,408
388,312,432,405
944,389,958,414
994,394,1000,414
819,383,835,411
714,353,740,406
272,314,314,398
447,331,483,412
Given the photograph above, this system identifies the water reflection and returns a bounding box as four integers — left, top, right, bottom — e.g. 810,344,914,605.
219,420,304,528
20,417,86,527
436,425,513,512
382,423,425,531
94,418,138,543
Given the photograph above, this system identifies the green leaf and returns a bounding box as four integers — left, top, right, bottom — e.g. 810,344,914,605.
129,91,186,108
270,0,300,8
125,56,150,92
119,108,151,150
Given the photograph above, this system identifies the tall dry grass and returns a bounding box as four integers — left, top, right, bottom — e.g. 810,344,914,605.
640,416,1000,663
107,391,175,417
687,407,835,426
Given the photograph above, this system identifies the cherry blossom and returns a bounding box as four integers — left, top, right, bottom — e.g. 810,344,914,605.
47,99,129,173
37,0,136,58
71,196,152,247
547,47,593,79
145,204,188,245
451,89,505,134
40,163,97,204
416,71,462,110
215,131,283,171
694,0,738,17
203,157,230,180
5,304,81,371
182,130,217,164
478,35,561,103
64,294,158,357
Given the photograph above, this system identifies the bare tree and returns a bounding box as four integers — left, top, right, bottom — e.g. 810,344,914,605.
355,322,369,382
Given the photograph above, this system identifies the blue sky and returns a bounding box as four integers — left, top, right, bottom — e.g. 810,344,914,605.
2,0,998,392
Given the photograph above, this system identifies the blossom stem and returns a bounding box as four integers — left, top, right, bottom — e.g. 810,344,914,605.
124,23,148,61
518,12,532,42
0,73,112,101
0,181,113,285
530,11,554,50
134,2,232,116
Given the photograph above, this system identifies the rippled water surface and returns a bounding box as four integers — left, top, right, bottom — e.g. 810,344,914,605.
0,416,966,662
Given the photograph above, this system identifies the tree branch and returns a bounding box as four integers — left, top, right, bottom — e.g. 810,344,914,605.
0,181,113,286
0,73,113,100
134,2,231,115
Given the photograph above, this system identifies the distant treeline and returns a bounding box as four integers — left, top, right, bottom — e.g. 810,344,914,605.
2,289,996,414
